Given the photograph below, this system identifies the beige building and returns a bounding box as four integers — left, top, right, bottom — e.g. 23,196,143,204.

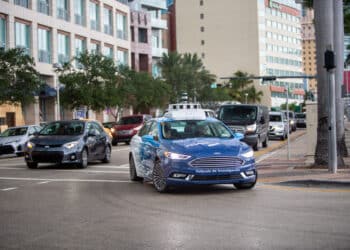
174,0,304,108
301,7,317,94
0,0,130,126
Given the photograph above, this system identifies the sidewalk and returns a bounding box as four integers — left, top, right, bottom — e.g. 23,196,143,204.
257,127,350,185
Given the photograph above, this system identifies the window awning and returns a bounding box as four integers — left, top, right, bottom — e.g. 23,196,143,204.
293,89,305,96
39,84,57,98
270,85,286,93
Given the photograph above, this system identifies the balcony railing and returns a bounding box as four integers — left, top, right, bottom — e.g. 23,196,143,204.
117,30,128,40
75,14,85,26
38,50,51,63
58,54,70,64
14,0,29,8
57,8,70,21
38,1,50,15
104,25,113,35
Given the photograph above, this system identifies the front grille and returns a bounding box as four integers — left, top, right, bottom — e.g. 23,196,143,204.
190,157,244,168
228,125,245,133
0,145,14,154
192,174,242,181
269,126,274,131
35,144,62,148
31,151,63,163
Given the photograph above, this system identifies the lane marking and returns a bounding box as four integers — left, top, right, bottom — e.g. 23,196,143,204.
111,147,129,152
37,181,51,184
1,187,18,191
0,177,130,183
0,168,129,174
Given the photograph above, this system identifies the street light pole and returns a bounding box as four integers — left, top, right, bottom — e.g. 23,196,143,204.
286,83,290,160
52,63,62,121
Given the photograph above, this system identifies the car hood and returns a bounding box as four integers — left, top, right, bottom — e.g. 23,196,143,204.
269,122,284,127
115,124,141,130
30,135,82,146
0,135,26,144
161,138,248,158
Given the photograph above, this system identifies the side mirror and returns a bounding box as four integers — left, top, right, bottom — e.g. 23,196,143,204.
153,135,159,141
32,132,39,137
142,134,154,142
234,132,244,141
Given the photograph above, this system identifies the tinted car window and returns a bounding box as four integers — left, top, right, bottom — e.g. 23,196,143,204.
138,121,152,137
295,113,306,119
161,120,233,140
219,106,257,122
39,121,85,136
117,116,143,125
1,127,28,137
270,115,282,122
148,122,159,137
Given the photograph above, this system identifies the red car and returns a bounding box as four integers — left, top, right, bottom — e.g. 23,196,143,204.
111,114,152,146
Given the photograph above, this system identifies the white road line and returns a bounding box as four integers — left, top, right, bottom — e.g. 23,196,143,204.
0,167,25,170
0,177,130,183
92,164,129,169
111,147,129,152
0,163,26,166
37,181,51,184
1,187,18,191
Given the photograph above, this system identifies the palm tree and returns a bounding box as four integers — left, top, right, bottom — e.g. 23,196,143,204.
246,86,263,103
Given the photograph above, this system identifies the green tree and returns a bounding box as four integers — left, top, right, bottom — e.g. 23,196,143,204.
0,48,40,106
56,51,120,117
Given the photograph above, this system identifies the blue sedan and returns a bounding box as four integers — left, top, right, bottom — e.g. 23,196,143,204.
129,117,257,192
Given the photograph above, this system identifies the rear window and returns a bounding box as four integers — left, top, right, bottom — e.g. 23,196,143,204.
218,106,257,122
295,113,306,119
39,121,85,136
0,127,28,137
117,116,143,125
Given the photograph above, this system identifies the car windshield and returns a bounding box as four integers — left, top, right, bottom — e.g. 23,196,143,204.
0,127,28,137
103,122,115,129
117,116,143,125
218,106,257,122
161,120,233,140
295,113,306,119
270,115,282,122
39,121,85,136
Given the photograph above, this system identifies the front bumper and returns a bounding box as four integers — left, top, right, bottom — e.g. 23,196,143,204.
25,147,83,164
0,142,25,155
242,134,258,147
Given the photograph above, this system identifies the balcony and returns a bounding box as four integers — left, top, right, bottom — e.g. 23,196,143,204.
75,14,85,26
140,0,167,10
39,50,51,63
58,54,70,64
57,8,70,21
152,47,167,58
38,1,50,15
104,25,113,35
14,0,29,8
151,18,167,29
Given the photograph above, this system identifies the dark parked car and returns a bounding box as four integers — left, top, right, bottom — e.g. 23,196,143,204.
24,120,111,169
111,114,152,145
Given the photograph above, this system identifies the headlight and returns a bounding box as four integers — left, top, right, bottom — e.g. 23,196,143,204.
241,150,254,158
27,141,35,149
63,141,79,149
164,151,191,160
246,123,256,133
111,128,115,133
133,125,143,133
290,120,294,124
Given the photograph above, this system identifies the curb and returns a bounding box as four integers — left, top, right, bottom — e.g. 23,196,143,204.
273,179,350,187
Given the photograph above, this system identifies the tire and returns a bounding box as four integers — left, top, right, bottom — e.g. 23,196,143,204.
129,155,142,181
16,152,24,157
77,148,88,169
152,161,168,193
280,133,285,141
234,172,257,190
125,141,130,145
102,146,111,163
112,138,118,146
27,162,38,169
253,142,259,151
262,136,268,148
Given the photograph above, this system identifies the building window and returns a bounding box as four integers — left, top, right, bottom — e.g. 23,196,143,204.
75,37,86,68
15,21,31,54
201,40,204,45
200,26,204,32
152,30,160,48
14,0,29,8
74,0,85,26
103,45,113,59
200,0,203,6
0,16,6,49
38,27,51,63
90,41,100,54
116,12,128,40
130,27,135,42
116,48,128,66
57,0,69,21
103,7,113,35
201,53,205,58
90,1,99,31
200,13,204,19
138,28,148,43
57,32,70,64
38,0,50,16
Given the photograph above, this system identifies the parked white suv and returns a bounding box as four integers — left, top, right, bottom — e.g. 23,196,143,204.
268,112,288,140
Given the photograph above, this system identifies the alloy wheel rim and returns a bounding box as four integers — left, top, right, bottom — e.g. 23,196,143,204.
82,150,88,166
106,147,111,160
153,164,166,191
129,157,135,176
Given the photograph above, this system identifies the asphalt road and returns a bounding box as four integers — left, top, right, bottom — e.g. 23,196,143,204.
1,138,350,249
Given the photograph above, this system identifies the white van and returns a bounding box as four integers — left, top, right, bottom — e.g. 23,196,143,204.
268,111,288,140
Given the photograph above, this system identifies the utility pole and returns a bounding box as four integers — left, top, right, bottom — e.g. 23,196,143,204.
286,82,290,160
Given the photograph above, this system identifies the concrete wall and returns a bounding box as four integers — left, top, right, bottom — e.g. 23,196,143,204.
306,101,317,164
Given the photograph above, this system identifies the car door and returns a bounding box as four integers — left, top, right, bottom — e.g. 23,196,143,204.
140,121,160,179
91,122,106,159
86,122,99,159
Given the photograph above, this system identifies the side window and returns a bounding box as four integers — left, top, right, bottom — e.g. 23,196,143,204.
35,126,42,132
148,122,159,137
93,122,104,134
138,121,152,137
28,127,35,135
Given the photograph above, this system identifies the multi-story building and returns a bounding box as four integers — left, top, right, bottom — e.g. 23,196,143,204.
0,0,130,126
171,0,304,108
301,7,317,95
128,0,168,77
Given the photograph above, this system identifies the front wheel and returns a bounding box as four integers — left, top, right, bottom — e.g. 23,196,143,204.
77,149,88,169
129,155,142,181
102,146,111,163
234,174,257,190
26,162,38,169
262,136,268,148
152,161,168,193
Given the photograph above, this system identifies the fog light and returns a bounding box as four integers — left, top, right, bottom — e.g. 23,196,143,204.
172,173,187,178
70,154,76,161
245,170,255,176
25,154,29,159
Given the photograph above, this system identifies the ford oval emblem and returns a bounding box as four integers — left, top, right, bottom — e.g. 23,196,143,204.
45,145,50,149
